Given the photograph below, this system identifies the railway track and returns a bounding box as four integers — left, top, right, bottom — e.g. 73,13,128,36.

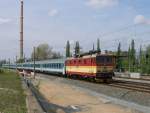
114,76,150,81
108,80,150,93
37,73,150,93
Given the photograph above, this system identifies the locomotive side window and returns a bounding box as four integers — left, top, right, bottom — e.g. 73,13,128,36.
106,57,112,63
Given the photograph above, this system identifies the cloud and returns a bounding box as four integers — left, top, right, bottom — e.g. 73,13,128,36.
48,9,59,17
134,15,150,25
0,18,12,24
86,0,119,9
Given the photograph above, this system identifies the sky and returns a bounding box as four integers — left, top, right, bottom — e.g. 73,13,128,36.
0,0,150,60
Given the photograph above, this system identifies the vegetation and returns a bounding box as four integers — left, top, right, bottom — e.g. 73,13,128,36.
97,38,101,52
74,41,80,56
93,43,95,51
115,39,150,74
0,70,26,113
116,42,123,71
66,40,71,58
31,43,62,60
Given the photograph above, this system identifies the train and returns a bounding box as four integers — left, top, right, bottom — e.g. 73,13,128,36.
2,52,116,81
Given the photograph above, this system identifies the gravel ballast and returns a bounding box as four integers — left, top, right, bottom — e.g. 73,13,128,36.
38,73,150,108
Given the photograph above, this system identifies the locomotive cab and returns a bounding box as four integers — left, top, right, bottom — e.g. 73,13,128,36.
96,55,115,79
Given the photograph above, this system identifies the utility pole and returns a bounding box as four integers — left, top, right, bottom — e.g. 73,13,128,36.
8,58,10,71
20,0,24,60
16,56,18,71
33,47,36,79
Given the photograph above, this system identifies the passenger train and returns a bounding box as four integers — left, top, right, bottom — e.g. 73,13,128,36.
2,52,116,81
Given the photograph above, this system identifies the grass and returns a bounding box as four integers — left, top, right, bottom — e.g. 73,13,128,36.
0,70,27,113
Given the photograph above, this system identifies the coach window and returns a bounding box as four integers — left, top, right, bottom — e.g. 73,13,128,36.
55,64,57,68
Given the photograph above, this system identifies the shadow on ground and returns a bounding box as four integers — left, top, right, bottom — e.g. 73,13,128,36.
27,80,84,113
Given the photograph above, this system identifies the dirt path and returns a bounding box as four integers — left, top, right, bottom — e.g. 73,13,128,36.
33,77,142,113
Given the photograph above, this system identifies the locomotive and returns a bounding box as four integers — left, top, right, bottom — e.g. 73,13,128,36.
2,51,116,81
66,51,115,81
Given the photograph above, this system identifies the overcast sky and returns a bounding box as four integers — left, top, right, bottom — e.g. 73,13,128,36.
0,0,150,60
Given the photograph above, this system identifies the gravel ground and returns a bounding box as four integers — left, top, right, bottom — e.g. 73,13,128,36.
33,75,144,113
37,73,150,108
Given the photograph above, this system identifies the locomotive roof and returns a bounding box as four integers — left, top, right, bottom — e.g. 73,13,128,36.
67,53,115,60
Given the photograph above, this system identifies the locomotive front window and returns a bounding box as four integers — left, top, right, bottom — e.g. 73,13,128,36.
97,56,113,64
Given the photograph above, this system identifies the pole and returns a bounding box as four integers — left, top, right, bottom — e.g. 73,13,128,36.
33,47,36,79
8,58,10,71
20,0,24,60
16,56,17,71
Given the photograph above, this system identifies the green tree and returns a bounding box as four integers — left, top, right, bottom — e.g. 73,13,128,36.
97,38,101,52
0,60,6,67
75,41,80,56
128,46,131,71
66,40,71,58
139,46,147,73
93,43,95,51
139,45,142,66
130,39,136,72
116,42,122,71
146,45,150,73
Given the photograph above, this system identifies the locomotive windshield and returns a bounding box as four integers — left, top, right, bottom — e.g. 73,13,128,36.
96,56,113,64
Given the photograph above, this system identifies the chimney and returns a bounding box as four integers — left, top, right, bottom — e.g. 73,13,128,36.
20,0,24,60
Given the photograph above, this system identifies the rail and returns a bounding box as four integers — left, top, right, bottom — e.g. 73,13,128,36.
108,80,150,93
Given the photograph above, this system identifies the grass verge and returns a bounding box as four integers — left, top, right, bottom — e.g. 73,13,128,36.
0,70,27,113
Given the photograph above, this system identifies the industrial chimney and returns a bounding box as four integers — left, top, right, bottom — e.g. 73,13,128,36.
20,0,24,60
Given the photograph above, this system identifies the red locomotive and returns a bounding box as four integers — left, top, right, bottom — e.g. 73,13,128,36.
65,52,115,81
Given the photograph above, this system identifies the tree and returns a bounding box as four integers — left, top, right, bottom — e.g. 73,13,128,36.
139,46,147,73
0,60,7,67
52,52,62,59
66,40,71,58
139,45,142,65
130,39,136,72
31,43,62,60
93,43,95,51
116,42,122,71
146,45,150,73
74,41,80,56
128,46,131,71
97,38,101,52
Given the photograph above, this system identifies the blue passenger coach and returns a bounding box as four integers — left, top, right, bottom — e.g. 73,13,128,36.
3,58,66,75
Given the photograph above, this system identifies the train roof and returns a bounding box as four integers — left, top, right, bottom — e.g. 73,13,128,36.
19,58,66,64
